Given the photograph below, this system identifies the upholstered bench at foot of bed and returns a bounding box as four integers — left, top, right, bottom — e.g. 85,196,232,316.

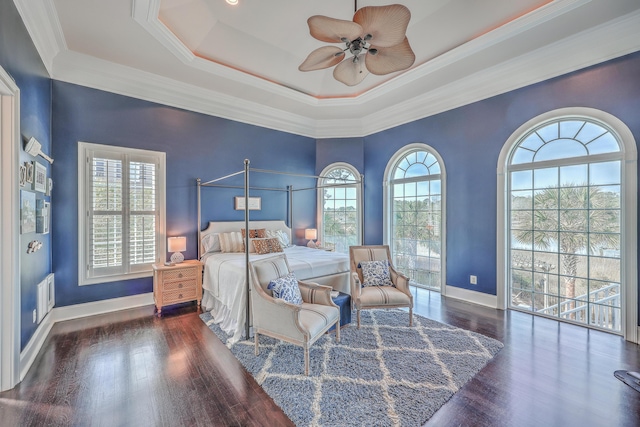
329,291,351,331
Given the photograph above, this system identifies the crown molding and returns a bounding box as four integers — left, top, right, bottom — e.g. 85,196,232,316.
14,0,640,138
13,0,66,76
52,50,318,137
350,8,640,138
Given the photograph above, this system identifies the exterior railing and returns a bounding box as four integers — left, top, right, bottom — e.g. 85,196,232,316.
537,283,620,330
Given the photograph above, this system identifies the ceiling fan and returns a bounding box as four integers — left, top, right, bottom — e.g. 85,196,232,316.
298,2,415,86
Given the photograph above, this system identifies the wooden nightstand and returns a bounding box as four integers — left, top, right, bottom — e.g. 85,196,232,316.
152,260,203,315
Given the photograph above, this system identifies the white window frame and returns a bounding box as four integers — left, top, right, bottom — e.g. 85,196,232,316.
317,162,362,252
497,107,637,343
383,143,447,294
78,142,166,285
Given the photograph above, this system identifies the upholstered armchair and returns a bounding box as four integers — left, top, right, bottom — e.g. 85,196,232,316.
249,254,340,376
349,245,413,328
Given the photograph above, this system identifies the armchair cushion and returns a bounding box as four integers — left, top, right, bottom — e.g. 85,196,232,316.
359,286,411,306
299,303,339,337
268,272,303,305
360,260,394,287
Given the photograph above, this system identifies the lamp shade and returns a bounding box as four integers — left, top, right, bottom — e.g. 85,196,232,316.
305,228,317,240
168,236,186,253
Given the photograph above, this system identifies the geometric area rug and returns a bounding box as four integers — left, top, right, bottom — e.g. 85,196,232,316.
200,309,503,427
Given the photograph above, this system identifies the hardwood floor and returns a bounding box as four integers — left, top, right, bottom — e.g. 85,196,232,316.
1,289,639,426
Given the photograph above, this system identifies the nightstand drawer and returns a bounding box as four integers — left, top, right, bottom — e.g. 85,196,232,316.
163,278,197,292
163,268,198,281
163,287,198,304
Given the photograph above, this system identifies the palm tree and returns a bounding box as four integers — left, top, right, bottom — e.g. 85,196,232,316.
512,184,620,317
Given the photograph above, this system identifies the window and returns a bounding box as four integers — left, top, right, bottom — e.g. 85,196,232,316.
384,144,446,292
79,142,166,285
499,108,637,338
318,163,362,253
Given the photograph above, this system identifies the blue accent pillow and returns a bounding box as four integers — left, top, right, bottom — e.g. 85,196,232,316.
267,272,303,305
360,260,394,287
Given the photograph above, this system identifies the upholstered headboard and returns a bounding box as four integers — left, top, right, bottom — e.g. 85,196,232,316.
199,220,291,257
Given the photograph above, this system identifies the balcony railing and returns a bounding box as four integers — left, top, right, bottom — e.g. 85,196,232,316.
536,283,620,331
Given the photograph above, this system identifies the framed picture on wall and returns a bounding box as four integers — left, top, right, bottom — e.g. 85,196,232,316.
25,161,34,184
20,190,36,234
33,161,47,193
234,196,261,210
19,164,26,187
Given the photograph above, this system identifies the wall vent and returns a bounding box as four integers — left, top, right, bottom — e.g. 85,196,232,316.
36,273,54,324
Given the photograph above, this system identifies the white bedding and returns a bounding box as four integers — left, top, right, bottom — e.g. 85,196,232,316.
201,246,350,344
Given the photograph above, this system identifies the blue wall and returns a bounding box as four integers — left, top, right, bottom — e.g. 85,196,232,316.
355,51,640,297
0,0,53,349
51,81,317,307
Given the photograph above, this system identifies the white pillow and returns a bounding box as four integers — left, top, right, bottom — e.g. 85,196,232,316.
201,233,221,253
266,229,291,248
219,231,244,253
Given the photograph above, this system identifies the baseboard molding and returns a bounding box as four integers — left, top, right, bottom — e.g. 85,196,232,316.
19,312,54,381
444,285,498,309
19,292,154,380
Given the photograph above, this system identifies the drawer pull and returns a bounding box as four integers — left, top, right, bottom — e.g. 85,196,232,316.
178,273,183,278
178,283,183,288
178,293,183,299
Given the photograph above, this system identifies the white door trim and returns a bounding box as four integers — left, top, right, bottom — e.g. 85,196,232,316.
0,65,21,391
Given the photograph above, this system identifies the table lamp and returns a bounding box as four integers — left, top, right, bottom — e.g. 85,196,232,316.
168,236,186,264
305,228,317,248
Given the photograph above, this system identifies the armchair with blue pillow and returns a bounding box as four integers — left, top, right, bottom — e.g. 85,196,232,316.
249,254,340,375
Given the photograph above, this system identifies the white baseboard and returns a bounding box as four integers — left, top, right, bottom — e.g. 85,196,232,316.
19,292,154,380
19,312,54,381
444,285,498,309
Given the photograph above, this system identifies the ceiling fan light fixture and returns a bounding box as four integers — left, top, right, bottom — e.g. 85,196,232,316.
299,4,415,86
226,0,238,5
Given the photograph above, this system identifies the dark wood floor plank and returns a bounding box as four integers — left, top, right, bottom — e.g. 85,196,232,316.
1,290,639,426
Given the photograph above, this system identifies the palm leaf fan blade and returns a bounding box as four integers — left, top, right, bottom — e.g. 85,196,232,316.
353,4,411,48
299,46,345,71
333,55,369,86
366,37,415,75
307,15,363,43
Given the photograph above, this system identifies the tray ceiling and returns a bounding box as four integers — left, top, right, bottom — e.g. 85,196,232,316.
14,0,640,137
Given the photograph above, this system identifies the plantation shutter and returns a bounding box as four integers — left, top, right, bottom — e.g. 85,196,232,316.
82,143,164,284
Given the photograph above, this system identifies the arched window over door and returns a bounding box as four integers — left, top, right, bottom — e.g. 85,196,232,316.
384,144,446,292
318,163,362,254
498,108,637,341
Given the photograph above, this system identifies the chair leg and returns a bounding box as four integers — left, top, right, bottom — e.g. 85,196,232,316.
357,309,361,329
255,332,259,356
409,307,413,327
304,348,310,376
336,320,340,342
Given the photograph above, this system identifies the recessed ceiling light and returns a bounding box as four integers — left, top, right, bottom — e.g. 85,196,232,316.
226,0,238,5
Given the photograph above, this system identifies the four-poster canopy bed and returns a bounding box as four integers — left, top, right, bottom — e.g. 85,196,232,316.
196,160,362,344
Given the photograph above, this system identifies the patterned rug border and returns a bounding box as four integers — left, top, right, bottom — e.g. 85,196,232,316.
200,309,503,426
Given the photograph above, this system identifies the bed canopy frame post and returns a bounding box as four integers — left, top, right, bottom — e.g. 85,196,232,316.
287,185,293,229
359,173,365,245
243,159,251,340
197,178,202,259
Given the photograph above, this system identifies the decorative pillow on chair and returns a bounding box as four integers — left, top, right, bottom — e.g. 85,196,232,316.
267,272,303,305
360,260,394,287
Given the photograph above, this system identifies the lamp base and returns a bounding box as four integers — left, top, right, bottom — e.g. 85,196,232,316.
307,240,317,249
170,252,184,264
